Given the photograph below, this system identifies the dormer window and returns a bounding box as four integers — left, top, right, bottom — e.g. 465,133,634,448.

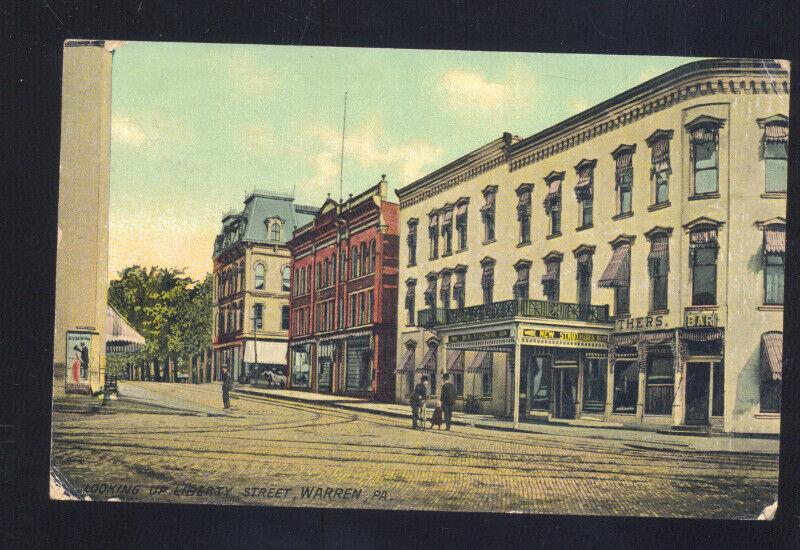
265,217,284,241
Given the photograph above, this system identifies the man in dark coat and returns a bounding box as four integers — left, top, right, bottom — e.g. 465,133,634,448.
79,342,90,380
440,372,457,430
411,375,428,430
221,367,233,409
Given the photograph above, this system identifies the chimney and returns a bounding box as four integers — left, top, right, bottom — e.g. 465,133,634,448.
502,132,513,146
378,174,388,198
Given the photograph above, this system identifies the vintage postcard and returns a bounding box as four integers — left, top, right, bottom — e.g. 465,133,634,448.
50,41,787,519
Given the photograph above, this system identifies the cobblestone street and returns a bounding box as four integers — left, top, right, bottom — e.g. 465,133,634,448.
50,382,778,518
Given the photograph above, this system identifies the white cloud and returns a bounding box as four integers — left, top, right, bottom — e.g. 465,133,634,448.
207,49,275,99
111,115,147,145
568,97,590,113
438,67,536,115
301,116,444,203
241,124,275,153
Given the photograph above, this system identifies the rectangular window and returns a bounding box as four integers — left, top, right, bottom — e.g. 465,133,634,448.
513,266,529,300
582,358,607,413
441,210,453,256
359,292,365,325
693,136,719,194
614,286,630,317
760,379,781,413
644,354,674,415
482,191,496,242
649,238,669,312
765,140,788,193
456,205,468,250
406,283,416,326
454,271,466,309
765,253,785,305
517,189,531,244
613,361,638,413
691,247,717,306
482,354,493,397
253,303,263,330
529,356,551,410
454,372,464,397
654,169,669,204
368,289,374,322
550,209,561,235
581,197,593,227
281,305,290,330
577,261,591,306
618,172,632,214
429,218,439,260
350,294,356,327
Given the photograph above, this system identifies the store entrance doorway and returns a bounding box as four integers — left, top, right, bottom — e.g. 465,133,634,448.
553,364,578,419
685,362,711,425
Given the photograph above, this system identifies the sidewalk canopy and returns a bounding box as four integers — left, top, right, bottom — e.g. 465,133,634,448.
446,349,465,372
760,332,783,381
244,341,288,364
106,304,144,352
396,345,416,372
416,346,437,372
466,351,489,373
598,244,631,287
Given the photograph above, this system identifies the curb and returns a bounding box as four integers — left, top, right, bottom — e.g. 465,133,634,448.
231,387,779,453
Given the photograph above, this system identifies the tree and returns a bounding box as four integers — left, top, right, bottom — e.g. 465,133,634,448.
108,266,210,382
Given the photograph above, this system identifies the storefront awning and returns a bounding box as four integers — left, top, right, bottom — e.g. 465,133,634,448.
396,346,416,372
764,226,785,255
244,341,288,364
760,332,783,381
446,349,465,372
598,245,630,288
466,351,488,373
416,347,437,372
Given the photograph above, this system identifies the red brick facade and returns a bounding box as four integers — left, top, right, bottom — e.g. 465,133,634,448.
288,179,399,401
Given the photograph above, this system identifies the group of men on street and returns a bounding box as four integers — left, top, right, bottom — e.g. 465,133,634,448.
411,373,456,431
219,366,458,432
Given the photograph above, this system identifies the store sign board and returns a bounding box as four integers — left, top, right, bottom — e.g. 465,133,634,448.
614,314,666,332
449,329,512,344
520,328,608,349
685,310,719,328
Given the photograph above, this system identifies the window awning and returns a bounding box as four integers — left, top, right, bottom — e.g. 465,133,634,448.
764,225,785,255
441,209,453,224
244,341,288,364
417,346,438,372
466,351,488,373
598,244,631,288
690,227,718,247
760,332,783,381
574,170,593,199
456,202,468,216
480,192,495,211
764,123,789,142
614,151,632,174
396,345,416,372
651,138,670,165
481,268,493,289
446,349,465,372
647,238,669,275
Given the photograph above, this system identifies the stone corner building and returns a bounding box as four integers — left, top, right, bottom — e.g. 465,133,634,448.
287,178,400,402
212,191,318,383
395,58,788,435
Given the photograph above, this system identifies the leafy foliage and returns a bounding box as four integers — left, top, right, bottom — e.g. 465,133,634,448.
108,266,212,374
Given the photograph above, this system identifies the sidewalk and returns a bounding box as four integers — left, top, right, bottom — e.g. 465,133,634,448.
233,386,780,454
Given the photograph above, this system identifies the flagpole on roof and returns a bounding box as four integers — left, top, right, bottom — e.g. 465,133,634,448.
339,91,347,203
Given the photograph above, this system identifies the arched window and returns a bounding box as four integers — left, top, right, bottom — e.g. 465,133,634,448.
239,301,244,330
352,246,359,278
370,239,377,273
360,242,367,275
332,254,337,284
340,250,346,280
270,222,281,241
281,265,291,292
239,263,245,289
254,262,265,290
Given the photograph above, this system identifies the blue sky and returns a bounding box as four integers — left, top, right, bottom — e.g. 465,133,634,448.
108,42,700,279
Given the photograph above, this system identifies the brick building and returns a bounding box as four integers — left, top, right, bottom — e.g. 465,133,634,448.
288,178,399,401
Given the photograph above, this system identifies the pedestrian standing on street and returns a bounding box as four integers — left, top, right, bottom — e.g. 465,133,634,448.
411,375,429,430
221,367,233,410
440,373,456,431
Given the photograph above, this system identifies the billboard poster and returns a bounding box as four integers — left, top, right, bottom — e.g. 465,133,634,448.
65,331,92,385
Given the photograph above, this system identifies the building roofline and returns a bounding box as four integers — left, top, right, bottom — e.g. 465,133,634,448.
395,134,519,199
507,58,786,159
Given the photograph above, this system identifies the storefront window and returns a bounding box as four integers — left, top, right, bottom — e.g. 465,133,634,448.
454,371,464,397
582,358,607,413
346,336,372,391
481,354,493,397
291,345,311,388
644,354,674,415
528,356,550,410
613,360,638,413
